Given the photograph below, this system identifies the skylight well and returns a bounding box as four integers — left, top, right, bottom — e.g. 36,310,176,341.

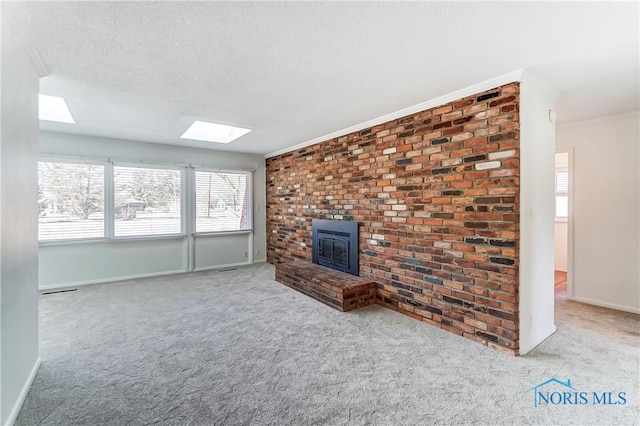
180,121,251,144
39,94,75,124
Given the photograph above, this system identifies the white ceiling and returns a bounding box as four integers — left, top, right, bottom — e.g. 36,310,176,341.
5,1,639,156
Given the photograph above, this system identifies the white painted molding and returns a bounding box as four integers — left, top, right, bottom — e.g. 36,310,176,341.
40,259,267,290
569,297,640,315
193,260,252,273
39,269,187,291
4,358,42,426
265,69,524,158
555,147,575,300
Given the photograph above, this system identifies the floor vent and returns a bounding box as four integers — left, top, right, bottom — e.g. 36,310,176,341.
42,288,78,295
218,268,238,272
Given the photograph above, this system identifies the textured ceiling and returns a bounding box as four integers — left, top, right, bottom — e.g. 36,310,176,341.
5,1,639,155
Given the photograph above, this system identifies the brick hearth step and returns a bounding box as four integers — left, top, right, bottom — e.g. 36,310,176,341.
275,261,377,312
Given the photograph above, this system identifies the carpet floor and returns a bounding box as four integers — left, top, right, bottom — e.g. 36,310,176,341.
16,263,640,425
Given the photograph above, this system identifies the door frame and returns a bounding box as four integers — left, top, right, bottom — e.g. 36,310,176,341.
555,147,574,299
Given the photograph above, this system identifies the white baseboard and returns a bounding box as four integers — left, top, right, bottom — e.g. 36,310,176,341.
40,260,270,291
569,297,640,315
193,260,252,272
39,269,187,291
4,358,41,426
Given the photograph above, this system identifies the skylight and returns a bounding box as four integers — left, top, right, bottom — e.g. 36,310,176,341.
180,121,251,144
38,94,75,124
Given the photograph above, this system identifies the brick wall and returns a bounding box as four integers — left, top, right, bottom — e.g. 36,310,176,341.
266,83,520,354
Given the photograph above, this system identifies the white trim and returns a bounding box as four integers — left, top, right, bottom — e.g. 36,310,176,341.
191,166,254,174
193,230,252,237
39,154,108,165
109,234,186,242
39,234,186,247
39,238,110,247
185,167,196,272
111,161,187,170
253,258,267,264
264,69,524,158
4,358,41,426
193,260,252,272
38,269,187,291
105,162,115,238
569,297,640,315
555,147,574,299
38,259,266,290
109,158,191,168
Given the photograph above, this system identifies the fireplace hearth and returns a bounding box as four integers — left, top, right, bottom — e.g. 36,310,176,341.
312,219,359,276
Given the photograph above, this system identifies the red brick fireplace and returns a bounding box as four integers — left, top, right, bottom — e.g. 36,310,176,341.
266,83,521,355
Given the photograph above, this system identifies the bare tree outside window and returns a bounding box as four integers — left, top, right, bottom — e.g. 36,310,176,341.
38,162,105,240
38,161,248,241
195,171,248,232
114,166,182,236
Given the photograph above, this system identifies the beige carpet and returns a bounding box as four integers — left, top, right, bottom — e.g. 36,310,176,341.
17,263,640,425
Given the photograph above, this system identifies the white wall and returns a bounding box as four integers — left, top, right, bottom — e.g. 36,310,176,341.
518,71,557,355
0,23,41,425
40,238,187,288
39,132,266,288
556,111,640,313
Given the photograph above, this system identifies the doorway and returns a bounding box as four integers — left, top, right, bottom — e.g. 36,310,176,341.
554,150,573,300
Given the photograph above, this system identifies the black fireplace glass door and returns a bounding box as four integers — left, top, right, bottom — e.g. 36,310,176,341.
319,237,349,267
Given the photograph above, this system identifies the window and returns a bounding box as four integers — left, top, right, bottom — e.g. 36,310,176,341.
195,170,249,232
555,168,568,219
38,161,105,241
113,166,182,237
38,159,251,242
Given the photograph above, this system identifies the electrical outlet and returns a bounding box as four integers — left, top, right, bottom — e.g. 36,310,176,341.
256,249,261,256
244,251,248,258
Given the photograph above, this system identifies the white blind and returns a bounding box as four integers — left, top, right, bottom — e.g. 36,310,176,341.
113,166,182,236
195,171,248,232
556,170,568,194
38,161,105,240
555,169,569,218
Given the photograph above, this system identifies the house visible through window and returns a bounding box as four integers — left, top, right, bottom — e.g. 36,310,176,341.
38,160,251,242
195,170,249,233
113,166,182,237
38,161,105,241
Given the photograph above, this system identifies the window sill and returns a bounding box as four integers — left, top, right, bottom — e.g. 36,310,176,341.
39,238,110,247
40,234,187,247
39,231,254,246
193,230,252,237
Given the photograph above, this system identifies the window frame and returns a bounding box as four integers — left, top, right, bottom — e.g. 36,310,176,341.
38,157,253,244
111,162,186,239
192,168,253,236
38,157,109,244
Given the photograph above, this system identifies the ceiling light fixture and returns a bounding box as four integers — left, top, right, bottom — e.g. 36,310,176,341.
180,120,252,144
38,94,75,124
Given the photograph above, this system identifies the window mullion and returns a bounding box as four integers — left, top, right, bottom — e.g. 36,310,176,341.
184,167,195,236
105,161,115,238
